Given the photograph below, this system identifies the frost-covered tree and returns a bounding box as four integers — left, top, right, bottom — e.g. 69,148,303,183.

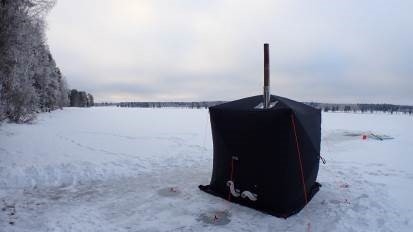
0,0,67,123
87,93,94,107
68,89,93,107
79,91,88,107
69,89,80,107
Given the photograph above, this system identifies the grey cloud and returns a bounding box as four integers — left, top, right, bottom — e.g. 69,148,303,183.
47,0,413,104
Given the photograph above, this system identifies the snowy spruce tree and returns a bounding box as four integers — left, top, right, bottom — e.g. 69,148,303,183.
0,0,68,123
68,90,93,107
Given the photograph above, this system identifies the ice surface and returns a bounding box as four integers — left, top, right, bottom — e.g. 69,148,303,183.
0,107,412,231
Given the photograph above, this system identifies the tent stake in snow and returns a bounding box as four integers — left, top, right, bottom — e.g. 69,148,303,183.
263,43,270,109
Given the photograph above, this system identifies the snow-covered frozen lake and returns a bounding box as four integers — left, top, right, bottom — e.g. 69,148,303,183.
0,107,412,231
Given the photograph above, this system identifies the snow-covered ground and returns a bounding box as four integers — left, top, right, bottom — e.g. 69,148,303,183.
0,107,412,232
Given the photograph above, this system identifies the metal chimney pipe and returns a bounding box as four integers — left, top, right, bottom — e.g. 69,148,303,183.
263,43,270,108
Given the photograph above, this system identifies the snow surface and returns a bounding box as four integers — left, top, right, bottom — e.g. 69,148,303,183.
0,107,412,231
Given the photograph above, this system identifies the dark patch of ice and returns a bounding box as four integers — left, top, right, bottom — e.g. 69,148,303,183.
197,210,231,225
157,187,181,197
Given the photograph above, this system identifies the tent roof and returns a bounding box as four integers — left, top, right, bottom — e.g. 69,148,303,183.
210,95,321,154
210,95,319,114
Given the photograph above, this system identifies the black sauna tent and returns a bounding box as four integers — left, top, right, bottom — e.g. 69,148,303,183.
199,94,321,218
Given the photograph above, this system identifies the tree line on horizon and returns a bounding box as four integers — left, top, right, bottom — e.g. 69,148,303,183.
113,101,225,109
308,102,412,115
0,0,93,123
103,101,413,115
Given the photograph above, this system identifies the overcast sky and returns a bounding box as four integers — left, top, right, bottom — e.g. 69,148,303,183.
47,0,413,104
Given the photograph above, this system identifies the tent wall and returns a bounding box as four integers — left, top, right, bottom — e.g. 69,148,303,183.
200,95,321,217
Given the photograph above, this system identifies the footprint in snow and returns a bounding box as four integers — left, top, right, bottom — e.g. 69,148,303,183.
1,200,17,225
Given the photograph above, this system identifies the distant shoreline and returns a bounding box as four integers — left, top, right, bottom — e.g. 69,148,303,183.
94,101,413,114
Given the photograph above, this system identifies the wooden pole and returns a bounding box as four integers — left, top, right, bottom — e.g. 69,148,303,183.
263,43,270,108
